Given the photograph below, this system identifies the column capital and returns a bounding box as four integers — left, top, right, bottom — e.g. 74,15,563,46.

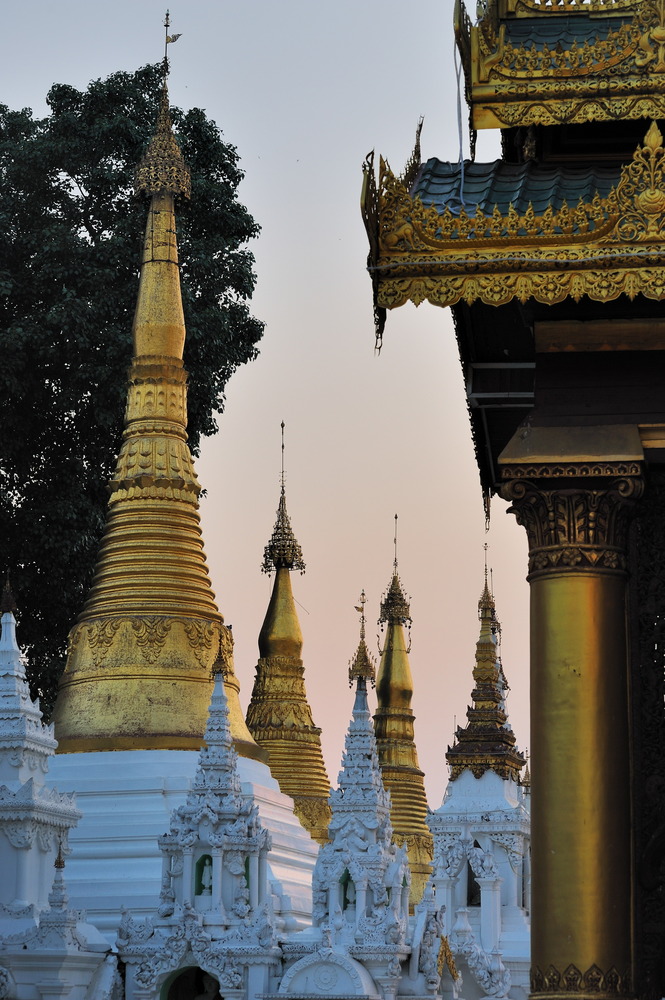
500,465,643,580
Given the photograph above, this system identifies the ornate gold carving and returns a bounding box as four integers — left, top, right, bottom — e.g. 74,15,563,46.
488,94,665,129
458,1,665,128
67,624,84,656
292,797,332,845
501,462,642,480
616,121,665,239
489,21,636,80
130,617,172,663
507,0,637,12
365,126,665,311
125,366,188,426
110,434,200,501
636,0,665,73
135,87,191,199
531,963,631,995
85,618,122,669
378,156,616,253
183,619,218,668
501,477,644,578
438,935,459,983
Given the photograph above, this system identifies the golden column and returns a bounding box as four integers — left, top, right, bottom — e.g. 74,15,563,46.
53,84,262,760
446,572,525,783
374,550,432,905
245,454,332,844
501,432,643,1000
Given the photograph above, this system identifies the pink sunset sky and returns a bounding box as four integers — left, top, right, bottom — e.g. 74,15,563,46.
2,0,530,808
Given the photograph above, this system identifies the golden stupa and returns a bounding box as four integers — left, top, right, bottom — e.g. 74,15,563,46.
53,78,263,761
373,530,432,905
446,570,525,782
245,438,332,843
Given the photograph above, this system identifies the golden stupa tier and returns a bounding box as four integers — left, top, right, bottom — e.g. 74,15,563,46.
446,580,525,783
246,494,331,844
455,0,665,130
53,89,263,761
374,574,432,905
362,122,665,318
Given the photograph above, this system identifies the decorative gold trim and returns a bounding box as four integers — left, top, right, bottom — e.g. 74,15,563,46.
365,125,665,311
500,477,644,577
460,1,665,129
501,462,642,479
505,0,637,13
531,962,631,996
135,86,191,199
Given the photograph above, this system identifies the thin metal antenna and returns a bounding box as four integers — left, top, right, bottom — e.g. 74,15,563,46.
164,11,170,68
393,514,399,572
163,9,182,79
280,421,286,492
355,590,367,642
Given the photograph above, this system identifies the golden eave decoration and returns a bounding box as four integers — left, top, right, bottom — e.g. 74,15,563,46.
456,0,665,129
362,122,665,318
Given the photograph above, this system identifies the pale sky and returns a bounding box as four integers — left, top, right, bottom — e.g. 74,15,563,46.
2,1,530,807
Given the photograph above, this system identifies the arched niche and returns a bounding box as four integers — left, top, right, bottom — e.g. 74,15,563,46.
195,854,213,897
339,868,356,910
161,965,221,999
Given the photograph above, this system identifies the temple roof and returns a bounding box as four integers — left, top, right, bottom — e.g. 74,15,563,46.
503,11,632,46
414,158,618,220
455,0,665,130
361,122,665,325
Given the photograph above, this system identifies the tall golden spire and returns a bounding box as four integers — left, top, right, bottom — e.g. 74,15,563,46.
245,425,331,844
446,558,525,782
374,516,432,905
52,52,262,760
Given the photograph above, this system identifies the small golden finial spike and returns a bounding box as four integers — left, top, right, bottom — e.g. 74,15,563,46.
484,541,489,589
261,425,305,575
393,513,399,572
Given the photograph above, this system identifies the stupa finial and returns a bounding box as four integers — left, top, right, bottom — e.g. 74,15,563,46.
262,423,305,574
445,556,525,783
348,591,376,688
135,13,189,200
1,577,17,615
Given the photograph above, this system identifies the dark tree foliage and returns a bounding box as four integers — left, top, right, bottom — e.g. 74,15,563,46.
0,63,263,716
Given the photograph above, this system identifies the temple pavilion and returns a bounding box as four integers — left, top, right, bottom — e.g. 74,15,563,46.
363,2,665,998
